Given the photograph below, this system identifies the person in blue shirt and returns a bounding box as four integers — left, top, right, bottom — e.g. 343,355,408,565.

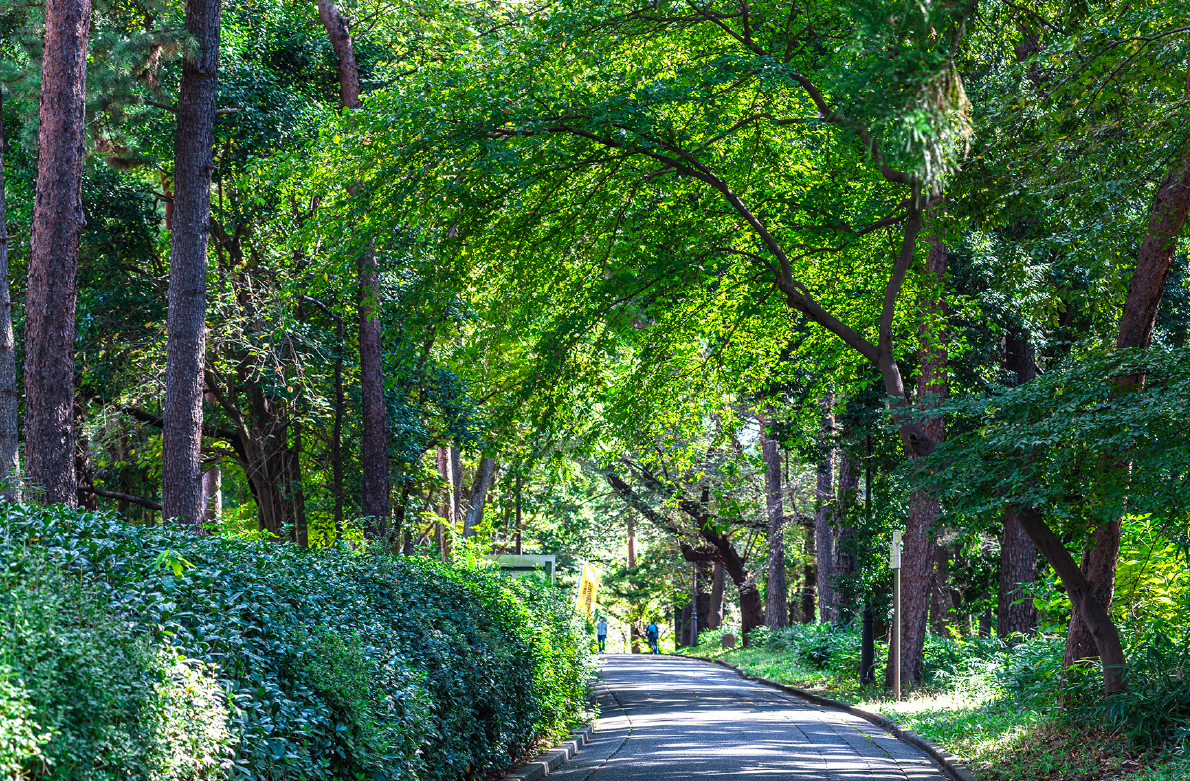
645,620,660,654
596,616,608,653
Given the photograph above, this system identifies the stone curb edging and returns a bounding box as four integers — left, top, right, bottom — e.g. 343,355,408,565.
501,723,595,781
672,654,979,781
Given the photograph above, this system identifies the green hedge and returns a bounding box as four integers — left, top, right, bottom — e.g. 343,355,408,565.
0,504,593,781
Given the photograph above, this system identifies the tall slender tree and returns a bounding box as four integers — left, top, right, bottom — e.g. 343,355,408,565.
24,0,92,506
999,332,1038,638
162,0,223,525
815,393,837,622
0,90,19,501
317,0,389,527
759,408,787,628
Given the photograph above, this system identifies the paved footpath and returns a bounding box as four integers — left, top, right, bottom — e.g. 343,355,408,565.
551,654,947,781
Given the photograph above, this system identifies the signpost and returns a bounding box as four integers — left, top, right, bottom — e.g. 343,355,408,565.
890,529,902,701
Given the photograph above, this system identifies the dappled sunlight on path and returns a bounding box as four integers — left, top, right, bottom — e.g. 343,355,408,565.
549,655,945,780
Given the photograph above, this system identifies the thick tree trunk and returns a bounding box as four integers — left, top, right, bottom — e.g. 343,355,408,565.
463,456,497,535
888,228,947,687
999,331,1038,638
24,0,91,506
815,393,837,622
358,247,389,530
316,0,361,110
162,0,221,526
708,562,725,630
0,92,18,501
760,409,788,629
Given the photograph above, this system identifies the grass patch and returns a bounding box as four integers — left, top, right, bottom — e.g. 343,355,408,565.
686,627,1189,781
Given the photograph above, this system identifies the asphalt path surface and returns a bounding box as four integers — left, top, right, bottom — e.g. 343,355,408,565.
549,654,947,781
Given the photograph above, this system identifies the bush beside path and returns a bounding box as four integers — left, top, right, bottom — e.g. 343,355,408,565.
0,504,594,781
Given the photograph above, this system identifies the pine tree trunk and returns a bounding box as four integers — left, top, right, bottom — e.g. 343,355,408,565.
162,0,221,526
358,246,388,530
0,92,19,501
815,393,837,622
760,409,788,629
24,0,91,506
888,229,947,686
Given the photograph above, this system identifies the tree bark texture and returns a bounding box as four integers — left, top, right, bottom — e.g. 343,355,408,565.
815,393,837,622
0,92,19,501
464,457,497,535
929,544,953,636
202,461,222,522
999,508,1038,637
162,0,221,526
999,331,1038,638
358,247,389,528
24,0,91,506
760,409,788,629
450,445,463,535
888,229,947,687
627,512,637,568
316,0,362,109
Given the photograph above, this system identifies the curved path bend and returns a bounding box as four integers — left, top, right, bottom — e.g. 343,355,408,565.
553,654,946,781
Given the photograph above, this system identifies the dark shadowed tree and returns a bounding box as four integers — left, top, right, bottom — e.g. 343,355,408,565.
162,0,222,525
0,90,18,501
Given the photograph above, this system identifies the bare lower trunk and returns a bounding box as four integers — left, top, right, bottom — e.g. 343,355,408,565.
708,562,725,630
801,519,816,623
450,445,462,531
358,247,388,532
436,445,452,560
760,409,788,628
815,393,837,622
463,457,497,535
162,0,221,526
929,544,953,636
24,0,91,506
999,508,1038,637
202,461,222,522
888,226,947,687
0,93,18,501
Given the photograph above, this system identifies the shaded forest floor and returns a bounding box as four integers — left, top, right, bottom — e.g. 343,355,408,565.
687,638,1190,781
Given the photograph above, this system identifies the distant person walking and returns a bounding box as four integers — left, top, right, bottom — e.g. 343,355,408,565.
596,616,608,653
646,620,660,654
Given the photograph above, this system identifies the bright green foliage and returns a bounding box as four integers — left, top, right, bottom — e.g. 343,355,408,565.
0,505,593,781
0,553,232,780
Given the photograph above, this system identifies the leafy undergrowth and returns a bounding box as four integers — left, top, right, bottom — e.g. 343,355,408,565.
687,626,1190,781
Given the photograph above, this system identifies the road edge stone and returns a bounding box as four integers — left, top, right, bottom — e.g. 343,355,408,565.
501,723,595,781
673,653,979,781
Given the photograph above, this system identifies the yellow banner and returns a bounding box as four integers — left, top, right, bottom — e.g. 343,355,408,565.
576,563,600,615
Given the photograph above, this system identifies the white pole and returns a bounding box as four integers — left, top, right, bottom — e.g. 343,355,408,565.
891,530,902,702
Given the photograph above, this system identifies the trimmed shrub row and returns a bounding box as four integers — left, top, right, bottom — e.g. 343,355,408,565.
0,504,593,781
